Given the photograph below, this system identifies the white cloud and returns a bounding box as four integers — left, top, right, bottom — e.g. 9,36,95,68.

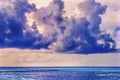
28,0,52,9
96,0,120,33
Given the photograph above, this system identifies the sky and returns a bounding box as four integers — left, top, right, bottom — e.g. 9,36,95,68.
0,0,120,66
0,48,119,66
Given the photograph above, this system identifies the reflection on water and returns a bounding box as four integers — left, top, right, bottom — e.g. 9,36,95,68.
0,67,120,80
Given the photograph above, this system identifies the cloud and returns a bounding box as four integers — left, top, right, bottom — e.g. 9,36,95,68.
96,0,120,34
32,0,117,53
113,27,120,49
0,0,118,53
0,0,42,49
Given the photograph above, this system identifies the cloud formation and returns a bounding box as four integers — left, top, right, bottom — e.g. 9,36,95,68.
0,0,118,53
0,0,41,48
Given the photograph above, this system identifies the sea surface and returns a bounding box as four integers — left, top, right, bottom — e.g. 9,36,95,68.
0,67,120,80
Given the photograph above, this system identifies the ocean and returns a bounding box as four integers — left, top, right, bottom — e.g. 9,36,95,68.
0,67,120,80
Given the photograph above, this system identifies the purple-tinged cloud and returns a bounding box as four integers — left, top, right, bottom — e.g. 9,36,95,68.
0,0,118,53
0,0,41,48
113,27,120,49
33,0,116,53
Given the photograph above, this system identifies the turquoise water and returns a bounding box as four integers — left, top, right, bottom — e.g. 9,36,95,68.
0,67,120,80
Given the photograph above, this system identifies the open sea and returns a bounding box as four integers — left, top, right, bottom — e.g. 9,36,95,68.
0,67,120,80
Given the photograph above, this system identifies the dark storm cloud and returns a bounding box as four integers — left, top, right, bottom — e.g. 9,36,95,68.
0,0,41,48
0,0,117,53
